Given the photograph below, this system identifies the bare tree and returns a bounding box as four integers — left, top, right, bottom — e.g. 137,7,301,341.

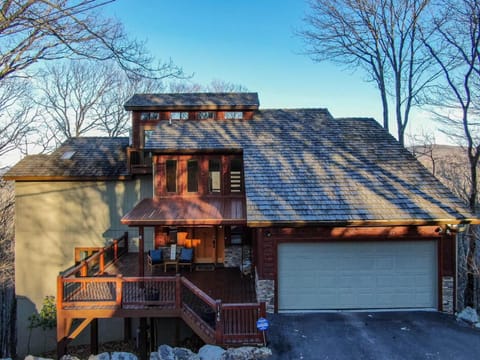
422,0,480,309
167,79,248,93
0,78,36,157
0,0,182,80
300,0,436,145
36,61,114,143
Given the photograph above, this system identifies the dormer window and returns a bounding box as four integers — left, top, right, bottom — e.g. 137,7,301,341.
141,112,159,121
225,111,243,120
170,112,188,120
198,111,215,120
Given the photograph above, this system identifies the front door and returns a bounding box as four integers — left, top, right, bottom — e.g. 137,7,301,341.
193,227,216,263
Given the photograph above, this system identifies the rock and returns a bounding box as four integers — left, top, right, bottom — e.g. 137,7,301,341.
173,347,199,360
476,322,480,329
111,353,137,360
457,307,479,324
157,345,174,360
221,347,272,360
252,347,272,359
198,345,225,360
24,356,53,360
88,354,110,360
61,356,81,360
149,353,159,360
1,358,13,360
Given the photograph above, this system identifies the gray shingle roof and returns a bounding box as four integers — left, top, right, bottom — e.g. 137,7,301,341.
146,109,474,225
4,137,130,179
124,92,259,110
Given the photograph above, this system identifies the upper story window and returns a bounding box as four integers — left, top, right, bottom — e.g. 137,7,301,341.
230,158,243,193
187,160,199,193
141,112,159,121
225,111,243,120
198,111,215,120
208,159,221,193
170,112,189,120
166,160,177,193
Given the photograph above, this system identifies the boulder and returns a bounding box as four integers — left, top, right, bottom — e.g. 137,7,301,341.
173,347,199,360
198,345,225,360
88,353,110,360
457,307,479,324
111,353,137,360
157,345,174,360
24,357,53,360
221,347,272,360
60,356,81,360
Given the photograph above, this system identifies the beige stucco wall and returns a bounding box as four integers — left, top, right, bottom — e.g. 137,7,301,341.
15,176,153,356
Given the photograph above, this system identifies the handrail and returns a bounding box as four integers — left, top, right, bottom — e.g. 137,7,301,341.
61,232,128,278
180,277,217,307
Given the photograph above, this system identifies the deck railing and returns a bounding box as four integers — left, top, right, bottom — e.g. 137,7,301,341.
58,269,266,346
61,232,129,278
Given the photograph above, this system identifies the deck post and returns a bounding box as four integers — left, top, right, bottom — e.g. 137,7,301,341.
215,299,223,345
80,260,88,277
139,226,145,277
175,274,181,310
90,318,99,355
114,239,119,260
116,275,123,307
124,318,132,341
99,249,105,275
124,231,129,254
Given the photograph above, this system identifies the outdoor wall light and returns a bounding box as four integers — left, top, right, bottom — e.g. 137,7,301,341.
265,231,272,238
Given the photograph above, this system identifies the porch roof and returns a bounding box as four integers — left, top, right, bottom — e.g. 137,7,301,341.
121,196,246,226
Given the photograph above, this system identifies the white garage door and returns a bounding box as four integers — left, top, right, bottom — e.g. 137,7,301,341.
278,241,437,311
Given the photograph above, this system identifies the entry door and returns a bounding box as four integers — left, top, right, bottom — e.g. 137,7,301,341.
193,227,216,263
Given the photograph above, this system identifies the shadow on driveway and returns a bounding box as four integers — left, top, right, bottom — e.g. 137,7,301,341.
267,311,480,360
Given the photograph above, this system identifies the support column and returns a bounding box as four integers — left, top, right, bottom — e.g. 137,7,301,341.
124,318,132,341
139,226,145,277
139,317,148,360
90,318,98,355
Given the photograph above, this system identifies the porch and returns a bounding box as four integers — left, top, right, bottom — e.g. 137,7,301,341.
56,234,265,359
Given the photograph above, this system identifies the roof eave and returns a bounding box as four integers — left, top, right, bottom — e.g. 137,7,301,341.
124,105,259,111
3,175,132,181
246,218,480,228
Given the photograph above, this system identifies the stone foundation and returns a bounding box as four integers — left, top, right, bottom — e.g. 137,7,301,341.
442,276,454,314
255,271,275,313
224,245,252,269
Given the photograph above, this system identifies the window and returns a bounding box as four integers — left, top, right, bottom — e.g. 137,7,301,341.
141,112,159,121
187,160,199,192
170,112,188,120
166,160,177,193
144,129,154,145
230,158,243,193
225,111,243,120
198,111,215,120
208,159,221,193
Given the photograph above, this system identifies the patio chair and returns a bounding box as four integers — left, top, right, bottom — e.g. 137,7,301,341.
147,249,163,269
178,247,194,272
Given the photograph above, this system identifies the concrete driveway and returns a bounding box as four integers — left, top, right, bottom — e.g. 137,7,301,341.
267,311,480,360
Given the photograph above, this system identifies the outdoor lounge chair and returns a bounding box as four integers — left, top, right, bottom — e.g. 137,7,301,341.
178,247,194,272
147,249,163,269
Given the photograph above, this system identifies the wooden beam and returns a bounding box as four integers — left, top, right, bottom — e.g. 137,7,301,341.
139,318,147,360
68,318,94,341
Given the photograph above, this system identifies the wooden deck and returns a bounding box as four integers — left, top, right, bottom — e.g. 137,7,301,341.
103,253,256,303
57,237,265,359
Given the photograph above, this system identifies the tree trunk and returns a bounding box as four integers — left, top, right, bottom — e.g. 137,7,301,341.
0,283,16,358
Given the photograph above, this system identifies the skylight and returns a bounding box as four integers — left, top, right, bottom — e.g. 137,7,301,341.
61,151,76,160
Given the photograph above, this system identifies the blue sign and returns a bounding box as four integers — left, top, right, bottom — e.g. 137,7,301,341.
256,317,269,331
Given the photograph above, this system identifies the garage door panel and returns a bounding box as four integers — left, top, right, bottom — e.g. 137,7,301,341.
278,241,437,311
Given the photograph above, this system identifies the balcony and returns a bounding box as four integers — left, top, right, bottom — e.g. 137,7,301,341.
56,233,266,358
127,147,152,174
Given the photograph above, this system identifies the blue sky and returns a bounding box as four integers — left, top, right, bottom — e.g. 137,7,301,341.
104,0,444,144
107,1,384,116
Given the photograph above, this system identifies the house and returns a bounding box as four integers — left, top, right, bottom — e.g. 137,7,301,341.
5,92,478,357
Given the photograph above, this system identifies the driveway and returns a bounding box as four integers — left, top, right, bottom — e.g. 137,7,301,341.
267,311,480,360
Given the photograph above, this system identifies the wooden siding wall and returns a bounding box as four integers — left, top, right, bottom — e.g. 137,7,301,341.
153,154,242,198
254,226,450,281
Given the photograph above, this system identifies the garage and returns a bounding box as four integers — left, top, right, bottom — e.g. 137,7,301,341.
278,241,438,311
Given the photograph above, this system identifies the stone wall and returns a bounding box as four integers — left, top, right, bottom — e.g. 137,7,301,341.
442,276,454,314
255,270,275,313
